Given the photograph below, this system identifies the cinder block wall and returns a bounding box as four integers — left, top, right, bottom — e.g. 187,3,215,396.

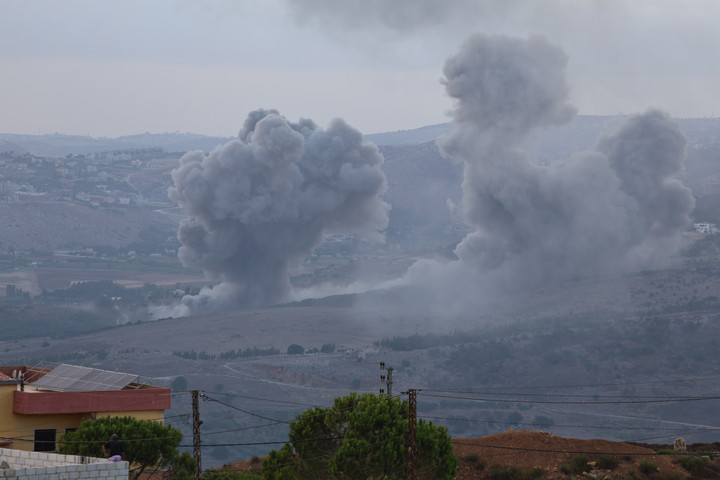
0,447,128,479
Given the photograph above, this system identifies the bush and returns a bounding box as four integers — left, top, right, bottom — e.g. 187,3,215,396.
171,376,188,391
597,455,620,470
488,465,545,480
287,344,304,355
639,459,658,475
465,453,485,470
572,455,589,474
678,456,707,471
677,456,720,478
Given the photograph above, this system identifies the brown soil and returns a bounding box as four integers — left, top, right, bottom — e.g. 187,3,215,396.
453,430,686,480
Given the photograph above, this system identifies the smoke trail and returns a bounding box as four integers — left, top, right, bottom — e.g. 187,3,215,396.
168,110,388,314
437,33,694,288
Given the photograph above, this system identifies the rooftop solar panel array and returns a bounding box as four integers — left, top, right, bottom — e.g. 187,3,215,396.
31,364,139,392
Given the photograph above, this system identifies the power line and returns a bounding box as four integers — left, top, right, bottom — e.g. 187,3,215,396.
420,375,720,392
200,393,292,424
449,439,679,457
420,391,720,405
419,415,720,433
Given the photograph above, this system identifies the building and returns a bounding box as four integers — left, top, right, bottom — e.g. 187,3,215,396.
694,222,718,234
0,363,171,453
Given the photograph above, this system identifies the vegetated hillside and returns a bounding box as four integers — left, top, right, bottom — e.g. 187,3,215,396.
0,201,180,254
1,115,718,257
4,253,720,469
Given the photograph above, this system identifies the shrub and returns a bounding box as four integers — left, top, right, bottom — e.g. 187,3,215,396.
677,455,720,478
488,465,545,480
678,456,707,471
466,453,485,470
597,455,620,470
171,376,188,391
639,459,658,475
572,456,589,474
287,344,304,355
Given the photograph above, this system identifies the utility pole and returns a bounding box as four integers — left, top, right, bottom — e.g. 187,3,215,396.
191,390,202,480
407,389,418,480
379,362,393,396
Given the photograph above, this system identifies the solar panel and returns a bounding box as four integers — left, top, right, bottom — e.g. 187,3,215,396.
31,364,140,392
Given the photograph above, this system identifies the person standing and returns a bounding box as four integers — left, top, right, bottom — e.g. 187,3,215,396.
102,434,124,462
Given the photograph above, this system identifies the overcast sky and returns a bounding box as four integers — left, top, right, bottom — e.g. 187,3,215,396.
1,0,719,137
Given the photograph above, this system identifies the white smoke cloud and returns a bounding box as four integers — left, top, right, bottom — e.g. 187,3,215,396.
167,110,388,314
436,33,694,290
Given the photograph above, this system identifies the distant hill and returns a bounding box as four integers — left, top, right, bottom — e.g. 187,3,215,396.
365,123,453,146
0,132,233,157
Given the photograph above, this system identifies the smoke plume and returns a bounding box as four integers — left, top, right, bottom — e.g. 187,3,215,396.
437,33,694,288
168,110,388,314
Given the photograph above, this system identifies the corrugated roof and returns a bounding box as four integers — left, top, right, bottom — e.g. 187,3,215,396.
31,364,140,392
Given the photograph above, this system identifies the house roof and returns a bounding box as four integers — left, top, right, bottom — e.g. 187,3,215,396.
30,364,141,392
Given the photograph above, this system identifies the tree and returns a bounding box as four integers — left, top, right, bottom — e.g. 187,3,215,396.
58,416,196,479
287,344,304,355
171,375,188,391
263,393,457,480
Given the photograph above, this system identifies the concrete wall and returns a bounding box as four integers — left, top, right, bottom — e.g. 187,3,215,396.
0,447,128,479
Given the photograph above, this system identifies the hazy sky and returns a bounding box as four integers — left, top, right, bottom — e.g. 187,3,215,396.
1,0,719,137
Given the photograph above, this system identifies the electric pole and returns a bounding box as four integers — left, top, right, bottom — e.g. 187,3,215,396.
407,388,418,480
379,362,393,396
191,390,202,480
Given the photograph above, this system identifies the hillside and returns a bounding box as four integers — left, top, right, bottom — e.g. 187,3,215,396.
219,430,720,480
0,116,719,470
3,255,720,469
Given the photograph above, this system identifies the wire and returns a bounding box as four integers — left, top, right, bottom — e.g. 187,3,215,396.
199,390,319,408
419,415,720,433
420,391,720,405
199,393,292,424
449,439,674,457
420,375,720,393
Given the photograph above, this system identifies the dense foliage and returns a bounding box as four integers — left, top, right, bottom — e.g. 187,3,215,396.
58,416,196,479
262,392,457,480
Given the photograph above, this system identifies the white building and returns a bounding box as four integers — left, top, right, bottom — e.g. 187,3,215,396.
694,222,718,234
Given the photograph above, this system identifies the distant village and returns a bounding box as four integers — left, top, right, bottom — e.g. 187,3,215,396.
1,148,718,238
0,147,175,207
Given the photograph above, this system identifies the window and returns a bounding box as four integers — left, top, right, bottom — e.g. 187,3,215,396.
34,429,56,452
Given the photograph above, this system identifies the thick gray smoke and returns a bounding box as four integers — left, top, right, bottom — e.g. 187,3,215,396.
168,110,388,314
437,34,694,288
284,0,501,33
